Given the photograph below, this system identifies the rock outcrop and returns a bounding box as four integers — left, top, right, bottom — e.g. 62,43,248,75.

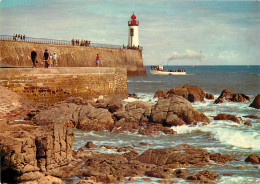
245,155,260,164
249,94,260,109
214,89,250,104
0,120,77,183
137,144,236,166
214,113,241,124
205,93,214,100
151,96,210,126
0,85,35,119
154,84,205,102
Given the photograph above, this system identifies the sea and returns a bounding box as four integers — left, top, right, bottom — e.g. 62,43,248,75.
72,65,260,184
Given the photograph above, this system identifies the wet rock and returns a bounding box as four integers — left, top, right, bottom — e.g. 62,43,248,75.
142,178,152,182
173,169,189,179
154,84,205,102
249,94,260,109
128,93,139,99
214,89,250,104
205,93,214,100
210,153,238,164
245,154,260,164
151,96,210,126
244,122,252,127
137,144,211,166
187,170,218,182
100,145,119,149
145,167,172,179
117,146,134,152
140,142,155,146
243,115,260,119
128,177,135,181
85,141,97,149
214,113,241,123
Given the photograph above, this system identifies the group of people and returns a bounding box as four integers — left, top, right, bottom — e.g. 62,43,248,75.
31,49,58,68
13,34,25,41
71,39,91,46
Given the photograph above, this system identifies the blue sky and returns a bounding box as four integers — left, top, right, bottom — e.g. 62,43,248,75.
0,0,259,65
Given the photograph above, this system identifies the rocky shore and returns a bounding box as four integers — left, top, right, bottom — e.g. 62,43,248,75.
1,84,259,183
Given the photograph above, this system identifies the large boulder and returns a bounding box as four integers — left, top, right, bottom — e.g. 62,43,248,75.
154,84,205,102
34,103,114,131
113,101,151,123
214,89,250,104
77,105,114,131
151,96,210,126
249,94,260,109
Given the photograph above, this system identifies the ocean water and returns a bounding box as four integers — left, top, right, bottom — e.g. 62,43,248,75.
73,66,260,184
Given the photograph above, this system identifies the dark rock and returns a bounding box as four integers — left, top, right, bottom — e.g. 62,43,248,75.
214,89,250,104
214,113,241,123
151,96,210,126
137,144,211,166
140,142,155,146
245,155,260,164
145,167,172,179
205,93,214,100
249,94,260,109
244,122,252,127
210,153,238,164
154,84,205,102
173,169,189,179
122,150,139,161
243,115,260,119
128,93,139,99
187,170,218,182
85,141,97,149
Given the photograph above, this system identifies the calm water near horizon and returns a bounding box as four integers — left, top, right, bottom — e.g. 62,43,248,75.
72,65,260,184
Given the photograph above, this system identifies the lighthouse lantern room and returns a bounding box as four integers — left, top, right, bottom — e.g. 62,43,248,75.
128,13,139,48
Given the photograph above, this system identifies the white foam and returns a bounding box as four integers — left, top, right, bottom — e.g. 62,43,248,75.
218,176,260,184
171,121,260,151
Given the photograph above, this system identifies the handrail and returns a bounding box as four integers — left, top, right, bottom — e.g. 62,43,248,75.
0,35,143,50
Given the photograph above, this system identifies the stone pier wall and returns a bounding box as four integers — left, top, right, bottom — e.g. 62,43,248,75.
0,40,146,75
0,67,127,105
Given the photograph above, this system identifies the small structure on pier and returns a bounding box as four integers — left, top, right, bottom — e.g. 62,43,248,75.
128,13,139,48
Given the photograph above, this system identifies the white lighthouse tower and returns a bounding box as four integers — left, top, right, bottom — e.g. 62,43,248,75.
128,13,139,48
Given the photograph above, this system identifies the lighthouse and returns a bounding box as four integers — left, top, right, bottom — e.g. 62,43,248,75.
128,13,139,48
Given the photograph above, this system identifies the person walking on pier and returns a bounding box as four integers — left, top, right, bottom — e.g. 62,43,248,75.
31,48,37,68
43,49,49,68
96,54,100,67
52,52,57,67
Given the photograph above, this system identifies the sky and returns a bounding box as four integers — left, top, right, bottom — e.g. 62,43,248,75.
0,0,259,65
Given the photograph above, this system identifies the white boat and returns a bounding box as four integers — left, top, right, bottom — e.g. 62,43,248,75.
150,65,186,75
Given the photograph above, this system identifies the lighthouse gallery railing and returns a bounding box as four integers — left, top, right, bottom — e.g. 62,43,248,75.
0,35,143,50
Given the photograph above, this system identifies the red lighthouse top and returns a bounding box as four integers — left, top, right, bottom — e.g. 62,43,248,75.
128,13,139,26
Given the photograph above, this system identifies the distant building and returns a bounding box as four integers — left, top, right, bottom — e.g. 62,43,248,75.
128,13,139,48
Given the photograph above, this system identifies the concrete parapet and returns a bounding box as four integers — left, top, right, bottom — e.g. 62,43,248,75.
0,67,127,104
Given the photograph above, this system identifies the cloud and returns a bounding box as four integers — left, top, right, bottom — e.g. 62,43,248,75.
168,50,204,61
